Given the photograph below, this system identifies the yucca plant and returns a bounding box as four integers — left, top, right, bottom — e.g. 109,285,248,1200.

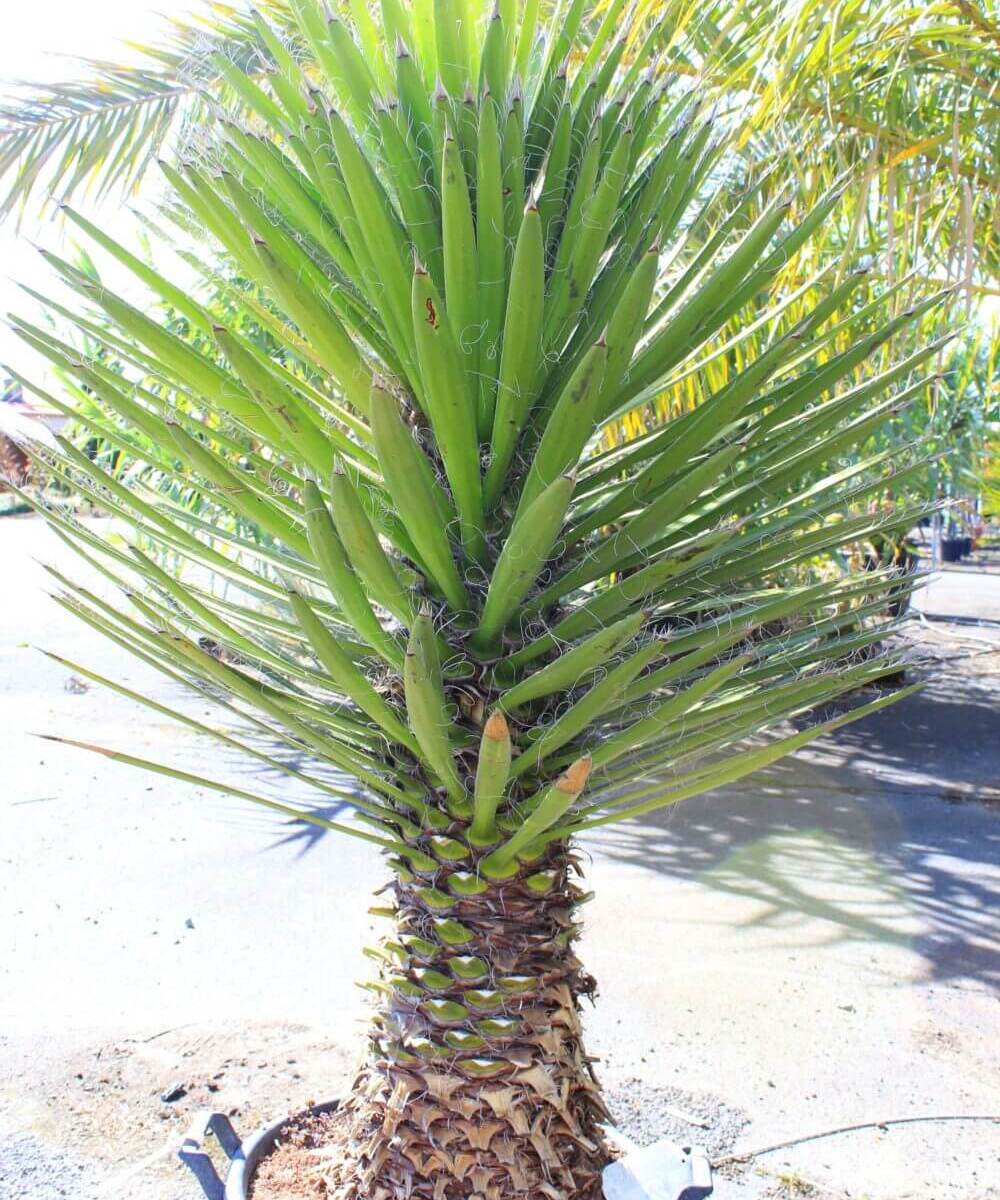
8,0,945,1195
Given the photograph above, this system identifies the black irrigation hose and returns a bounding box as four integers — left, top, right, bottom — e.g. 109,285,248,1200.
711,1114,1000,1169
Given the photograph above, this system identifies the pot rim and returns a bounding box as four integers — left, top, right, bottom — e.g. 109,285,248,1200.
179,1098,340,1200
180,1099,712,1200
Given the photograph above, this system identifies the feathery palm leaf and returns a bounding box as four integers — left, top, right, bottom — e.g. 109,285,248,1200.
3,0,995,293
0,1,299,220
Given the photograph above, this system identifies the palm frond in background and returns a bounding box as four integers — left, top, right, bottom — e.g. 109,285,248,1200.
2,0,996,292
0,0,298,220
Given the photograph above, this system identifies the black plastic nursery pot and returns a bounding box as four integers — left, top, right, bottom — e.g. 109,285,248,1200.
961,536,973,557
941,537,962,563
179,1100,339,1199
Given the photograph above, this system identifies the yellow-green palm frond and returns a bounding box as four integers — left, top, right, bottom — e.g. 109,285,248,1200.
0,0,298,219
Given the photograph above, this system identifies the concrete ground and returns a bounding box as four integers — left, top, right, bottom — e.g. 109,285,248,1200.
1,517,998,1200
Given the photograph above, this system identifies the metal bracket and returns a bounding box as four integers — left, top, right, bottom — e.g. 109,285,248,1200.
178,1110,244,1200
603,1135,713,1200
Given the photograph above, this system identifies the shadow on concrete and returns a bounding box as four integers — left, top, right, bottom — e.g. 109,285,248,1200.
588,566,1000,993
214,603,999,990
232,667,1000,990
200,729,374,857
587,674,1000,992
824,673,1000,794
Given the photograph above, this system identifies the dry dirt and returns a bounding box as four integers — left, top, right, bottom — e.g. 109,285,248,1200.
1,1020,756,1199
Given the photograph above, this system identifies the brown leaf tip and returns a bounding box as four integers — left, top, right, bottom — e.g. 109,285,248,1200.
559,755,592,793
484,711,509,740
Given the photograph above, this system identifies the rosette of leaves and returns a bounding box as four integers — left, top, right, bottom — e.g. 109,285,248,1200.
8,1,942,1196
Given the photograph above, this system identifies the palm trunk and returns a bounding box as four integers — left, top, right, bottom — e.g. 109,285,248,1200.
327,842,612,1200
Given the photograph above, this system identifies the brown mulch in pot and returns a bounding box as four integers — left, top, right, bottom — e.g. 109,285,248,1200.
248,1109,344,1200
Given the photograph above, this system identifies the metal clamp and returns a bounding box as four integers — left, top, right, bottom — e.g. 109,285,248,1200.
178,1110,244,1200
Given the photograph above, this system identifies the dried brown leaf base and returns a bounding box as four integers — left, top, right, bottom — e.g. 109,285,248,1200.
248,1092,614,1200
251,847,616,1200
